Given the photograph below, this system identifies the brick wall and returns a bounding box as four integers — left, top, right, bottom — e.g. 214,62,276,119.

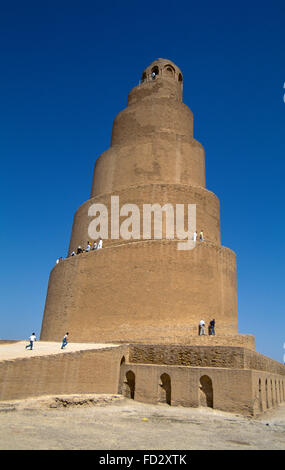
0,345,128,401
128,344,285,375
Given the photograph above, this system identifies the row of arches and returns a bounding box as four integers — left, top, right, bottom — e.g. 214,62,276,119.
120,366,213,408
258,377,285,412
141,65,183,84
118,357,285,414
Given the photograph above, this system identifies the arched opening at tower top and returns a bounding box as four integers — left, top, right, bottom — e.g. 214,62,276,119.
165,65,175,76
151,66,159,79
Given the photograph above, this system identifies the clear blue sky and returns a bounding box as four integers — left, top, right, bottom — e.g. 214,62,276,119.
0,1,284,362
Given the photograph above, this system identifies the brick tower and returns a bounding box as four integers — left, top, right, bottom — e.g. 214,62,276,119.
40,59,252,348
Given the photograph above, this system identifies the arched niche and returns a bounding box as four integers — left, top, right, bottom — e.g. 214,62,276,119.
199,375,213,408
159,373,171,405
123,370,135,399
151,66,159,79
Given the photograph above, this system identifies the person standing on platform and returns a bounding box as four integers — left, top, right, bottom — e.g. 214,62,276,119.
209,319,216,335
199,320,206,335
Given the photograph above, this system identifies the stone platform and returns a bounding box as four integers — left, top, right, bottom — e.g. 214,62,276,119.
0,341,284,417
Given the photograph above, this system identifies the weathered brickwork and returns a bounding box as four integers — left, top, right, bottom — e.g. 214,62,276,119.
119,346,285,416
129,345,247,369
0,345,128,401
128,344,285,375
120,362,256,415
41,241,238,343
69,184,221,252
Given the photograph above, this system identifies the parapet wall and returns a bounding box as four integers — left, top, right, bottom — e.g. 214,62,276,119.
0,345,128,401
128,344,285,375
179,334,255,350
243,349,285,376
129,344,245,369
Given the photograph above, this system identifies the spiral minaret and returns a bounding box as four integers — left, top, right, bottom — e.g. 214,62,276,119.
41,59,240,344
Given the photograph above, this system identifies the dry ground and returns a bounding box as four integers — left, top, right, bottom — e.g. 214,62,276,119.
0,394,284,450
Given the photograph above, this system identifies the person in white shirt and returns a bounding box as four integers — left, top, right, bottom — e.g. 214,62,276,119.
199,320,206,336
61,332,69,349
193,231,197,242
25,333,36,350
97,238,103,249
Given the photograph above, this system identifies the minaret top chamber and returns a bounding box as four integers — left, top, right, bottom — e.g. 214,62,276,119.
128,58,183,106
141,58,183,84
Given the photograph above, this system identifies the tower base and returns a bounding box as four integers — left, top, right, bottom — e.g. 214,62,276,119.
1,342,284,417
41,240,238,343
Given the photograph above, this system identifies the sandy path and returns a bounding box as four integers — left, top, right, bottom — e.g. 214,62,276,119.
0,340,120,361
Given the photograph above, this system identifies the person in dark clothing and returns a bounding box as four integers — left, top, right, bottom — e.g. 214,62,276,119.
209,319,215,335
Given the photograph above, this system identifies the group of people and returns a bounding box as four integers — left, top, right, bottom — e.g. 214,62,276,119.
55,231,204,265
56,238,103,264
25,319,215,351
25,332,69,350
199,319,215,336
193,230,204,242
71,238,103,256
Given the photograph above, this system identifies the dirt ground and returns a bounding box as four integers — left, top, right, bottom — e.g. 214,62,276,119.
0,394,284,450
